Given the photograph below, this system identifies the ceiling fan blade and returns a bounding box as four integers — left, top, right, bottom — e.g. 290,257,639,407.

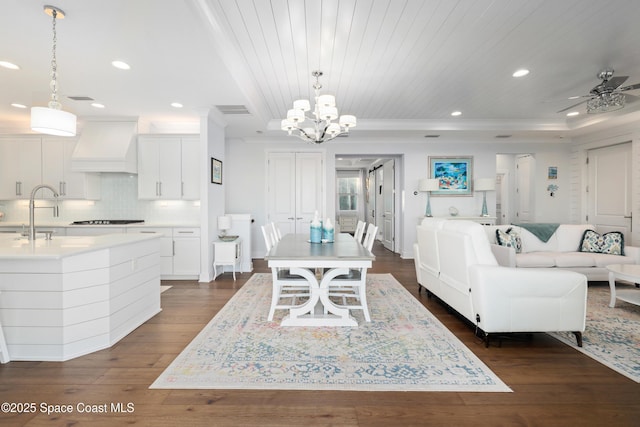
602,75,628,90
624,94,640,103
557,98,589,113
618,82,640,91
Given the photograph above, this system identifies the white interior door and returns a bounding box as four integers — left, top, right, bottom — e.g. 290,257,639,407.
267,152,323,235
515,154,535,222
382,159,395,251
587,143,632,241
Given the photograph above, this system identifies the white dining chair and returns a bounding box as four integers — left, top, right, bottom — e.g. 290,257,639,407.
325,224,378,322
262,224,311,321
362,223,378,251
354,220,366,243
270,222,282,242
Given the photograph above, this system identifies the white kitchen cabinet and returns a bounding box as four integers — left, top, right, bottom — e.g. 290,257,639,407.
172,227,201,277
41,138,100,199
66,227,126,236
180,137,200,200
137,136,200,200
127,226,200,279
0,137,100,200
127,227,174,276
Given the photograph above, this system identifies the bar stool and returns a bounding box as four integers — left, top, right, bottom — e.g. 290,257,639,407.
0,291,10,363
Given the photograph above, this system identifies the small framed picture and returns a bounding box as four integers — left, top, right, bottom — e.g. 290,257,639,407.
211,157,222,184
548,166,558,180
429,156,473,196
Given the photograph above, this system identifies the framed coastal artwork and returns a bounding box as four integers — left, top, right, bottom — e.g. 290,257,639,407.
429,156,473,196
211,157,222,184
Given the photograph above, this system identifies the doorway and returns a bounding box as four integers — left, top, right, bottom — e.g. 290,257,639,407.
335,155,402,254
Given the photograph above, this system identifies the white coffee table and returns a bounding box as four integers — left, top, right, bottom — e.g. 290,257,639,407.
607,264,640,308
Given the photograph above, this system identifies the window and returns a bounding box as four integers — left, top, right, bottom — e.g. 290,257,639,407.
337,171,360,211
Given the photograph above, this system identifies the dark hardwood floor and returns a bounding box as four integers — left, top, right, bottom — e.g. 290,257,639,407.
1,241,638,426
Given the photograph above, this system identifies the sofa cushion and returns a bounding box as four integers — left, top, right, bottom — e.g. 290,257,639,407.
515,252,557,268
442,220,498,266
518,228,558,253
496,228,522,253
579,230,625,255
556,224,595,252
554,252,596,268
590,252,636,267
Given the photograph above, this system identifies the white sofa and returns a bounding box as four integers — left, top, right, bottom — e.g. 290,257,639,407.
413,218,587,347
485,224,640,281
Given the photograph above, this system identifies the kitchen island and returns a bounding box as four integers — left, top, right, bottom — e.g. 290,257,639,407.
0,233,162,362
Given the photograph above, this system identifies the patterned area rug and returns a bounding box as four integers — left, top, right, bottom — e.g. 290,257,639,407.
151,273,510,392
549,283,640,383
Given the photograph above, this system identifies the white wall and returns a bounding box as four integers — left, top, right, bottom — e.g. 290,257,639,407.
225,135,576,259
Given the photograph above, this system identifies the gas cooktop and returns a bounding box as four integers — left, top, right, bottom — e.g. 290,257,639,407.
70,220,145,225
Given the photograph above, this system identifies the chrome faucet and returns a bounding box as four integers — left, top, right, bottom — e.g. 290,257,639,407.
28,184,60,240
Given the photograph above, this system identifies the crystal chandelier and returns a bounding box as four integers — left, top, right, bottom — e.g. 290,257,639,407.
31,5,77,137
586,92,625,114
281,71,356,144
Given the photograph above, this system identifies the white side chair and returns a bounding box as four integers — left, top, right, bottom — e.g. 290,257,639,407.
362,223,377,250
354,220,366,243
0,291,10,363
262,224,310,321
261,224,275,254
270,222,282,242
326,224,378,322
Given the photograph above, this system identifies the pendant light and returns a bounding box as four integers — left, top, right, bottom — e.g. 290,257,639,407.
30,5,77,137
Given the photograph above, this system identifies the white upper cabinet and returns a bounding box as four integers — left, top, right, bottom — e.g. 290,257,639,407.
137,136,200,200
0,137,100,200
42,138,100,199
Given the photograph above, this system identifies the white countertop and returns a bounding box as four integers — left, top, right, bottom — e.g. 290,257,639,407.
0,221,199,228
0,232,161,259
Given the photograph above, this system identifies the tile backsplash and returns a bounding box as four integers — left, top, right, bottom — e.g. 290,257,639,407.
0,173,200,224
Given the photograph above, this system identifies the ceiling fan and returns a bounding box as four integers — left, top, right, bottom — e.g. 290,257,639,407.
557,68,640,114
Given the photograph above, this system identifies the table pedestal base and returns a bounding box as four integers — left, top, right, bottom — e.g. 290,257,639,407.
280,267,358,327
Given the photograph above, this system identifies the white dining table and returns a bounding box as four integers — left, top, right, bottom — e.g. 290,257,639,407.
265,233,375,327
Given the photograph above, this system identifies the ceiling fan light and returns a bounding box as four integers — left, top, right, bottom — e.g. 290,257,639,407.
293,99,310,111
586,92,625,114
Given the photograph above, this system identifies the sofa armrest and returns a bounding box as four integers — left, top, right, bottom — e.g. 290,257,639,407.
490,244,516,267
413,242,422,284
469,265,587,334
623,245,640,263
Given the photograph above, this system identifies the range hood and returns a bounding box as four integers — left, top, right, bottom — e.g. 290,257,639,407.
71,121,137,173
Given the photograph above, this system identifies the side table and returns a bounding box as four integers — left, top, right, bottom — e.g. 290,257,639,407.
213,238,242,280
607,264,640,308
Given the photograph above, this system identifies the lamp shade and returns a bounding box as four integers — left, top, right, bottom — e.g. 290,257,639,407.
30,106,77,136
419,178,440,192
217,215,231,231
475,178,495,192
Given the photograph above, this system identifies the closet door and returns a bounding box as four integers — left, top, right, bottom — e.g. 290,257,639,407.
587,143,632,241
267,152,323,235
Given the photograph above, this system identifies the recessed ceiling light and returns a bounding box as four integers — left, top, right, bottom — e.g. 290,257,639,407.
512,69,530,77
451,111,462,116
566,111,579,117
91,103,105,109
0,61,20,70
171,102,183,108
111,60,130,70
567,95,580,100
11,103,27,109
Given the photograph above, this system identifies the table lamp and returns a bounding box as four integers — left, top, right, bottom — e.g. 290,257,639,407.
474,178,495,217
419,178,441,217
217,215,232,238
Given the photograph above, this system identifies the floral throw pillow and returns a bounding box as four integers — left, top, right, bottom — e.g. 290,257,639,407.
579,230,624,255
496,227,522,253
